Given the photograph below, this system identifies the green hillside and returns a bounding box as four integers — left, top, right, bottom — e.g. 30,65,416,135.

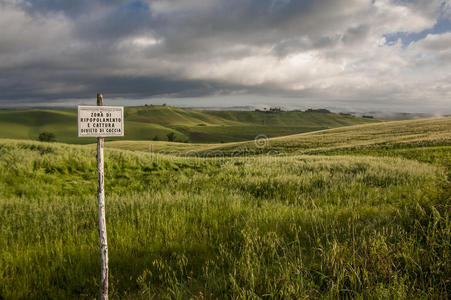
1,114,450,298
0,129,449,298
193,117,451,155
104,117,451,157
0,106,377,144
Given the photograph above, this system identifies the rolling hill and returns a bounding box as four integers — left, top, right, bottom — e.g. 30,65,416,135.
195,116,451,155
103,117,451,158
0,106,377,144
0,118,449,297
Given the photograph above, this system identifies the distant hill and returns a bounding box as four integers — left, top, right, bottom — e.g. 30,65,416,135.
355,112,449,120
193,117,451,155
101,117,451,156
0,106,377,144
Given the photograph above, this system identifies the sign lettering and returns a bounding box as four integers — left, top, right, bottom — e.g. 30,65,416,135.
78,106,124,137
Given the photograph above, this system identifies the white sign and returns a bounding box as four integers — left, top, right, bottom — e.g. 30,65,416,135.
78,106,124,137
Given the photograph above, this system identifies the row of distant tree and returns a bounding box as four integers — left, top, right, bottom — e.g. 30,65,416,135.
139,104,375,118
254,107,375,118
254,107,331,113
142,104,334,114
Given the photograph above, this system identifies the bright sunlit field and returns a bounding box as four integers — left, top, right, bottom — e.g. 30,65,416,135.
0,117,450,299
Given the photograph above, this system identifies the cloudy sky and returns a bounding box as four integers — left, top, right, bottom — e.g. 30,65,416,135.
1,0,450,112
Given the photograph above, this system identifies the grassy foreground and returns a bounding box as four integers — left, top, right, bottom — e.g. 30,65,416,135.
0,137,450,298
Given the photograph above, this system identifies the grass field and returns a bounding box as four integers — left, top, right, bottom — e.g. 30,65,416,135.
103,117,451,156
0,117,450,298
193,117,451,156
0,106,376,144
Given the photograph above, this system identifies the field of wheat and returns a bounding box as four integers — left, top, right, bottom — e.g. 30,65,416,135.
0,126,450,298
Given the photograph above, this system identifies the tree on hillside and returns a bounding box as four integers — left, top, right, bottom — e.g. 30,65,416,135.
38,132,56,142
167,132,175,142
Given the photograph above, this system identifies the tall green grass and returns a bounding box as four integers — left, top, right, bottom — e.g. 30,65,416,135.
0,140,449,298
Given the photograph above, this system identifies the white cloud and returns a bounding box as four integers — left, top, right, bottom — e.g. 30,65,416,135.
372,0,436,33
0,0,450,111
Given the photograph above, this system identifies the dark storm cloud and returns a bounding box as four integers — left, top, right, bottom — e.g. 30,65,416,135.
148,0,369,55
0,0,450,110
74,3,153,42
20,0,368,51
0,69,239,101
20,0,129,17
2,0,336,101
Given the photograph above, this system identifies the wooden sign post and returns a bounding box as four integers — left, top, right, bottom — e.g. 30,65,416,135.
78,94,124,300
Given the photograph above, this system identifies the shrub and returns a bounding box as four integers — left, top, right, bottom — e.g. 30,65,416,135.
167,132,175,142
38,132,56,142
